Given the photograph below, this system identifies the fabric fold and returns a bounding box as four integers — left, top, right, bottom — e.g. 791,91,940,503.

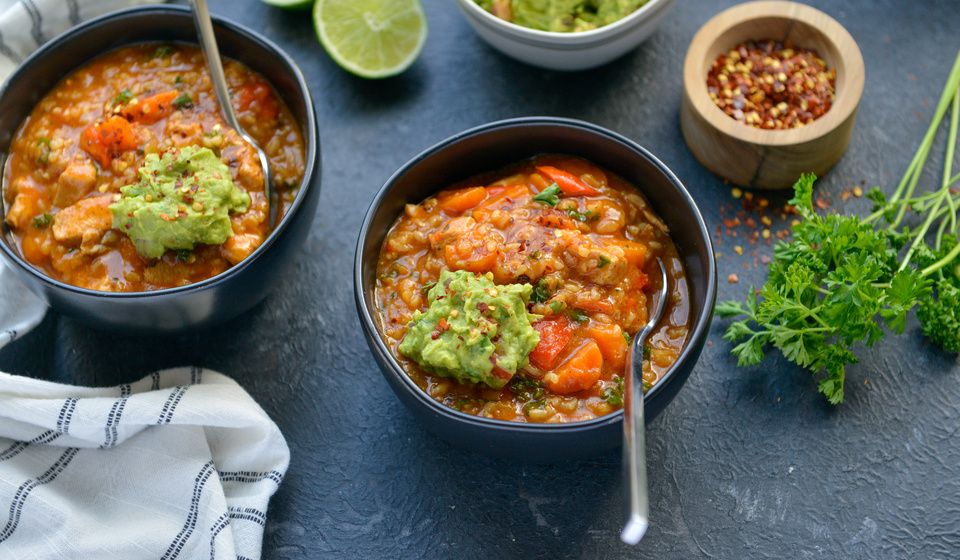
0,367,290,560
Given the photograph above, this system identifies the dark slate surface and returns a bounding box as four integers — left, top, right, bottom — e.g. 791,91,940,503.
2,0,959,558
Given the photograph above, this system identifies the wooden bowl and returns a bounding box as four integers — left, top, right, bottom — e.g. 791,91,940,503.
680,1,864,189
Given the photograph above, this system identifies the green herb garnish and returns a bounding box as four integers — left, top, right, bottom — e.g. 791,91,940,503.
421,280,437,295
597,255,611,268
152,45,174,59
531,278,551,303
567,208,597,222
172,92,193,109
569,309,588,323
113,88,133,105
532,183,562,206
602,376,624,406
549,300,565,314
32,213,52,229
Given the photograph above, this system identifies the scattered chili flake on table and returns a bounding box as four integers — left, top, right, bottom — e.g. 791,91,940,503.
707,39,836,130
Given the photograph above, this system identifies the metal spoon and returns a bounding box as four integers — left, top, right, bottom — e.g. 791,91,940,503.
620,256,669,545
191,0,275,227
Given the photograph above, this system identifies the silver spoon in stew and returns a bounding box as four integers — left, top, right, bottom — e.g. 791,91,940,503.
191,0,275,227
620,256,669,545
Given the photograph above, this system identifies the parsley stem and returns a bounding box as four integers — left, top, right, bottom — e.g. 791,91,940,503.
921,240,960,277
938,90,960,248
890,51,960,227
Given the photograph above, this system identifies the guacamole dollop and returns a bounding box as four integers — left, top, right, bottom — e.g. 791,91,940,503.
476,0,649,32
111,145,250,259
398,270,540,389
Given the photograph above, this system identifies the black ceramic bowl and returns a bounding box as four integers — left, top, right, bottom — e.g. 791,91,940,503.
0,5,320,333
355,118,716,461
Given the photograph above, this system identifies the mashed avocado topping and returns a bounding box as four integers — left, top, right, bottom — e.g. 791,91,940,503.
398,270,540,389
476,0,649,33
111,145,250,259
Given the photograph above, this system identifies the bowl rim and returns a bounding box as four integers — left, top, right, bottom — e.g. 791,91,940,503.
455,0,671,44
354,116,717,433
682,0,865,147
0,4,319,299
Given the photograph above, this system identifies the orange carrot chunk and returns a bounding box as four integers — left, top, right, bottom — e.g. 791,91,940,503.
529,316,575,371
545,340,603,395
437,186,488,214
535,165,601,197
122,90,179,124
80,116,138,167
587,324,629,371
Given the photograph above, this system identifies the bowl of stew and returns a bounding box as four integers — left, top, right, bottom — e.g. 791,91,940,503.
0,5,319,332
355,118,716,461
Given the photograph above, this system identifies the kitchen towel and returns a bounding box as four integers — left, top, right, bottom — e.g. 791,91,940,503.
0,367,290,559
0,0,159,80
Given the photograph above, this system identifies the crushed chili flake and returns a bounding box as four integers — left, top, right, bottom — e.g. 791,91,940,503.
707,39,836,130
727,273,740,284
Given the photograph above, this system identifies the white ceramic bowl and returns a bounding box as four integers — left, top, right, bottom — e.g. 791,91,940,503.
455,0,676,71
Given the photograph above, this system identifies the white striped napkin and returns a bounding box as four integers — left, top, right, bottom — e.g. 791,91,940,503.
0,367,290,559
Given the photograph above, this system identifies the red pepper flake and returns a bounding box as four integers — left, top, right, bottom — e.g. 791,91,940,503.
707,39,836,130
727,273,740,284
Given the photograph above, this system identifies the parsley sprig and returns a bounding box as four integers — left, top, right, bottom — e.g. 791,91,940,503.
718,51,960,404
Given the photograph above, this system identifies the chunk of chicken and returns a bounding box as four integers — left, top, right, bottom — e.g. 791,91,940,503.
53,159,98,208
559,231,628,286
165,119,203,148
221,232,262,265
4,193,37,229
52,196,113,253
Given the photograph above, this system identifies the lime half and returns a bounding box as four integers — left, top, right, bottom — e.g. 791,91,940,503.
314,0,427,79
261,0,314,10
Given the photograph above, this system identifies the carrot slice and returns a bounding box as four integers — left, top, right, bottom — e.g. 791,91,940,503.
121,90,179,124
529,317,575,371
536,165,601,197
614,239,649,268
587,324,629,371
477,183,530,209
437,186,488,214
546,340,603,395
80,116,138,167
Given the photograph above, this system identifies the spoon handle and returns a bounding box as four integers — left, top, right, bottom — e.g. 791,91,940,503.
191,0,242,132
621,328,651,545
191,0,276,227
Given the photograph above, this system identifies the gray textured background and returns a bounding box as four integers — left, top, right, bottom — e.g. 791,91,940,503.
2,0,959,558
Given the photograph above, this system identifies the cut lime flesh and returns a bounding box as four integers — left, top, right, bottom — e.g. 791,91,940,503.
313,0,427,79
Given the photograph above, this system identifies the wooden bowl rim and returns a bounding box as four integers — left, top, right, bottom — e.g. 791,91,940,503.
683,0,864,147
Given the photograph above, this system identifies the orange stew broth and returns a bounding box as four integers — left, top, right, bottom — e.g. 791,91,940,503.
2,43,305,291
376,155,690,423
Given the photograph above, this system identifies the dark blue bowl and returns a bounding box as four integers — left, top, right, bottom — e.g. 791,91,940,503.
0,5,320,333
355,118,716,462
